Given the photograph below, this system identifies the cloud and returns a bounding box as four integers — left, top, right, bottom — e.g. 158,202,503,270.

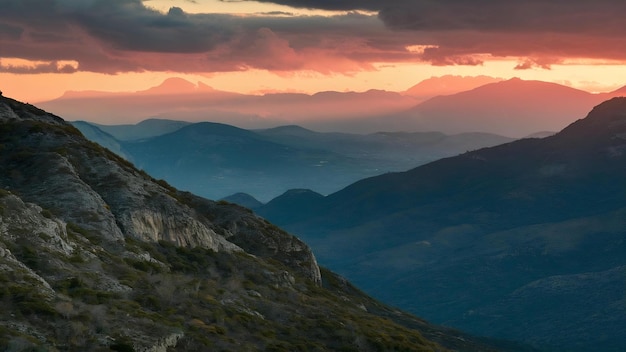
0,0,403,74
206,27,377,73
514,58,559,71
0,22,23,40
250,0,626,65
228,0,380,12
250,0,626,35
1,0,626,75
0,60,79,74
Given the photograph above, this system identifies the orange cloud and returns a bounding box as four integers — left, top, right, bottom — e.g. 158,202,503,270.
1,0,626,77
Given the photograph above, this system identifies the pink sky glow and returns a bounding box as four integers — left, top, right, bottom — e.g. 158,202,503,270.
1,0,626,102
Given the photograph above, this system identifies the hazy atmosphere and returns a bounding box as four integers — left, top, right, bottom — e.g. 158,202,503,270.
2,0,626,103
1,1,625,351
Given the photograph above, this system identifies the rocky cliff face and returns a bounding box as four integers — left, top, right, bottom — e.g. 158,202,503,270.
0,95,516,351
0,95,318,281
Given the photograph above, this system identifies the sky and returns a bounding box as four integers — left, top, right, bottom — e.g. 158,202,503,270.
2,0,626,102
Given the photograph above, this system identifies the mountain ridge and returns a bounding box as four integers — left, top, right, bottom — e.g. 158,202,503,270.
396,78,613,137
40,77,625,135
403,75,503,98
256,97,626,351
72,118,514,201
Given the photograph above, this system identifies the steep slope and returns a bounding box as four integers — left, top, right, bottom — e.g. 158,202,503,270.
70,121,131,159
258,98,626,351
398,78,615,137
1,94,518,351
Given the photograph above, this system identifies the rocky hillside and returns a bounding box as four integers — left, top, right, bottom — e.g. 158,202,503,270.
0,95,520,351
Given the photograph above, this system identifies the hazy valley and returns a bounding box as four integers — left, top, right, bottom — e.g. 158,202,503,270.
55,76,626,202
71,119,514,202
257,98,626,351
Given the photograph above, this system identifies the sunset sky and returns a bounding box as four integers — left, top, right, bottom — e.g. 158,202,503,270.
2,0,626,102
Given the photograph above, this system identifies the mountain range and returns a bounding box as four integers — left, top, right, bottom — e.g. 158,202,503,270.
72,120,514,202
391,78,626,137
40,76,626,137
256,98,626,351
0,94,528,351
38,77,418,132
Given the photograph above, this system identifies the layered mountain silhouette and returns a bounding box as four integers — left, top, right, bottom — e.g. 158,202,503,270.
257,98,626,351
0,94,530,350
41,77,625,136
73,120,513,201
220,192,264,210
91,118,192,141
403,75,503,99
39,78,418,131
395,78,626,137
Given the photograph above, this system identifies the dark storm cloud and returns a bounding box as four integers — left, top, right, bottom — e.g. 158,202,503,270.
1,0,626,74
249,0,626,35
248,0,626,67
375,0,626,34
223,0,381,11
0,0,408,73
0,23,24,40
0,0,238,58
0,60,78,74
68,2,235,53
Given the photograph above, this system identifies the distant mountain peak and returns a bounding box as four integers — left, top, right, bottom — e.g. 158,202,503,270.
468,77,587,94
141,77,215,95
403,75,503,98
259,125,316,136
221,192,264,209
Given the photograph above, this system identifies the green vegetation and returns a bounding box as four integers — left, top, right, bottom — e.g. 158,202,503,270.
66,222,101,245
0,227,448,350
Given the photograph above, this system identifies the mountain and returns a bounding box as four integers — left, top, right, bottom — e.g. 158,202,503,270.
76,119,513,201
256,126,514,162
257,98,626,351
139,77,216,95
40,77,626,136
38,79,243,125
396,78,622,137
0,94,523,351
220,193,264,210
38,78,418,131
120,122,370,201
70,120,131,159
87,118,192,141
259,189,325,225
403,75,503,99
